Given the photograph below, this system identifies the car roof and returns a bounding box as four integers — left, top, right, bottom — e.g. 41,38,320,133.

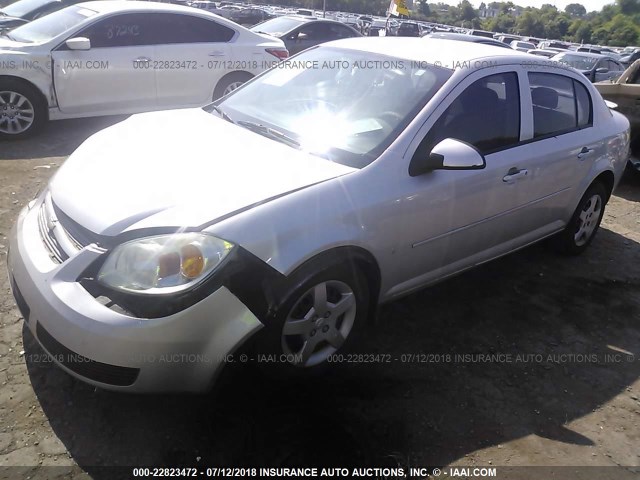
75,0,203,14
555,50,608,59
276,14,349,25
426,32,510,47
323,37,523,69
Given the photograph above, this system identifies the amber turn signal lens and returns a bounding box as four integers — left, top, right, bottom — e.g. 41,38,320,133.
180,244,205,279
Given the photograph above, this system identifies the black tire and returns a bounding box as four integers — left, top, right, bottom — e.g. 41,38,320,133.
254,263,369,377
212,72,253,100
0,79,47,140
552,182,607,255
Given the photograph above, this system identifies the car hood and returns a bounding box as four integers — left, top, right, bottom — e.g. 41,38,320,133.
0,36,30,50
50,108,356,237
0,16,26,25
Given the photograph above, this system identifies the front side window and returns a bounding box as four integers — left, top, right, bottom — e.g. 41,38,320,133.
78,13,234,48
417,72,521,156
78,13,156,48
8,5,96,43
528,72,591,137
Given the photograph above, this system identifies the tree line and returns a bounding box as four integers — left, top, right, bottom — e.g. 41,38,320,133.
256,0,640,46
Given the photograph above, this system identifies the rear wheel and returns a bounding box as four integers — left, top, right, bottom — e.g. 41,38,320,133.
552,182,607,255
0,80,46,140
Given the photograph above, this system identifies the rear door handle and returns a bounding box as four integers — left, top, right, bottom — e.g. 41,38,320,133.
577,146,594,159
209,51,225,57
503,168,528,182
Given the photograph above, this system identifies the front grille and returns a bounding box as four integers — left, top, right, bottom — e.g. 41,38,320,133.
37,203,66,264
36,322,140,387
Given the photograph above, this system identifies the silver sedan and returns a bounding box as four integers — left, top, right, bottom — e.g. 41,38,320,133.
8,38,630,392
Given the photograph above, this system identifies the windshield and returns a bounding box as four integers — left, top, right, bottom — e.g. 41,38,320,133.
2,0,51,18
554,53,598,70
210,47,452,169
251,16,305,36
9,5,96,43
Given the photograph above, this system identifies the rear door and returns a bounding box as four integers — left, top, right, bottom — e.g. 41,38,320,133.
52,12,156,115
510,71,597,242
151,13,236,107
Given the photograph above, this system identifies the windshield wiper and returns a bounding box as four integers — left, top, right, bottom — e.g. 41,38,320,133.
210,104,235,124
237,121,300,149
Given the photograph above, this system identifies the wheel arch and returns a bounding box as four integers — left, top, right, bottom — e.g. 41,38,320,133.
0,75,50,121
212,70,254,99
279,245,382,321
592,169,615,201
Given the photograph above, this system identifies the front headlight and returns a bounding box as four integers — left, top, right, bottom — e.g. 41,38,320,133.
97,233,234,294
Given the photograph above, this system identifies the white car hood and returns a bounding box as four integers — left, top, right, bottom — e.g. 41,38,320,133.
0,37,31,51
50,108,356,236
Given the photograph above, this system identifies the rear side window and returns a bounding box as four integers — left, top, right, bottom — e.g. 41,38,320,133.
528,72,592,138
574,81,592,128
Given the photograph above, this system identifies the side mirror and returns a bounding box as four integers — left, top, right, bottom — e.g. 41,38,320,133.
595,67,609,74
409,138,486,177
65,37,91,51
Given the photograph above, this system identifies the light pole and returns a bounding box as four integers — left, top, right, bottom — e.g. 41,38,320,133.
323,0,326,18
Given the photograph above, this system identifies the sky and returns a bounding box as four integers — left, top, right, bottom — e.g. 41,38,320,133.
440,0,616,13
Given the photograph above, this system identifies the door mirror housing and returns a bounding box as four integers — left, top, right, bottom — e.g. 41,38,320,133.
409,138,486,177
65,37,91,51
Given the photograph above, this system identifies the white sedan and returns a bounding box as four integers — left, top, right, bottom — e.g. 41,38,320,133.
0,1,288,139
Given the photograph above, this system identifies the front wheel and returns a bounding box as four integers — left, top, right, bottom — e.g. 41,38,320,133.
0,80,46,140
552,182,607,255
258,264,369,373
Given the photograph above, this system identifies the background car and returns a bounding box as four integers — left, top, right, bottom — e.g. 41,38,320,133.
595,59,640,173
251,15,360,55
0,0,82,33
510,40,535,52
552,51,625,82
228,7,273,27
425,32,512,49
396,21,422,37
620,49,640,67
0,0,288,139
526,49,558,58
367,18,388,36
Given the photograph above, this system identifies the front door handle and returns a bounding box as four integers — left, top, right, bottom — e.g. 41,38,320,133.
503,168,528,182
577,146,594,159
208,51,225,57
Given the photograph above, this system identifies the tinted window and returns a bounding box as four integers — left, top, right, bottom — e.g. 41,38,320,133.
158,14,234,43
328,23,356,38
417,72,520,155
529,73,588,137
295,23,330,40
79,13,234,48
79,14,157,47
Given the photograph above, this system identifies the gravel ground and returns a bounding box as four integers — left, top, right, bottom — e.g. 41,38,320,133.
1,117,640,480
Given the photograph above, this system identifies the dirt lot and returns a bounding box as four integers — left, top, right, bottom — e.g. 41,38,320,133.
1,118,640,480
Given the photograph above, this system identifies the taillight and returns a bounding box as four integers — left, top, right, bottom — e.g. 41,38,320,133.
266,48,289,60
